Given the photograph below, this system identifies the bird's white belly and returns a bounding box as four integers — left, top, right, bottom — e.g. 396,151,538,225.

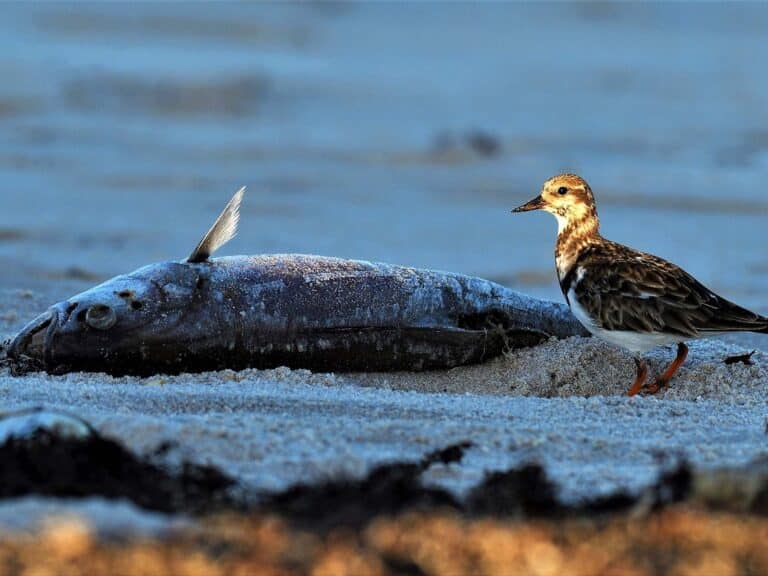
567,286,683,353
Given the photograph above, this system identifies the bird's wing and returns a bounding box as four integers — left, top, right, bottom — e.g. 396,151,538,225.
571,243,768,336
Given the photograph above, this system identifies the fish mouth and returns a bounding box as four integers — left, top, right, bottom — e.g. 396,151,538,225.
7,306,60,369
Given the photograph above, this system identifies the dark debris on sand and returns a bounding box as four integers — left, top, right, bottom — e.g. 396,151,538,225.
262,442,473,531
2,423,768,532
724,350,756,365
263,442,699,531
0,429,237,515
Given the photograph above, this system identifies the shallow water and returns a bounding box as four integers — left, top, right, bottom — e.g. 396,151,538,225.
1,3,767,316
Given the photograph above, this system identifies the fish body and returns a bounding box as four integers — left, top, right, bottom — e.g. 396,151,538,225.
7,190,587,375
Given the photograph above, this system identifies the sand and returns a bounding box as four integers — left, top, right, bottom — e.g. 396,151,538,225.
2,282,768,539
1,2,768,539
2,301,767,531
4,507,768,576
353,336,768,401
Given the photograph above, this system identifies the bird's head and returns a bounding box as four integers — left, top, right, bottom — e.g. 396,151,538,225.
512,173,598,231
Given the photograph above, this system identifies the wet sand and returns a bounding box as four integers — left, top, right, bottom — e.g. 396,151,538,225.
1,2,767,555
2,3,768,309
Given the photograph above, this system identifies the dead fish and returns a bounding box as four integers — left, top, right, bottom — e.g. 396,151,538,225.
7,188,588,375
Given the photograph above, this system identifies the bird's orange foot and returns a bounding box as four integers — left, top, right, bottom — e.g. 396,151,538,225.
638,343,689,396
641,378,669,395
626,358,648,397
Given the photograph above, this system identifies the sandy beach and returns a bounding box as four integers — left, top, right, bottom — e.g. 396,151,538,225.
2,281,768,536
0,5,767,566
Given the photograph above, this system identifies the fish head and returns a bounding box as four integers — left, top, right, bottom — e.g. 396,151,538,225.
7,262,204,374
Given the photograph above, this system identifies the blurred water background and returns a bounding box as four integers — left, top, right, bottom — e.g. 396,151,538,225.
1,2,767,316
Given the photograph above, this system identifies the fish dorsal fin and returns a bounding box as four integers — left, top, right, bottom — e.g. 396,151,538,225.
187,186,245,263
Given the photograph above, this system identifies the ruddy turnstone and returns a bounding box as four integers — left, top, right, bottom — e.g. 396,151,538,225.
513,173,768,396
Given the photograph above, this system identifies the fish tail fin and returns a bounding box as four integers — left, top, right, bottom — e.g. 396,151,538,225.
187,187,245,263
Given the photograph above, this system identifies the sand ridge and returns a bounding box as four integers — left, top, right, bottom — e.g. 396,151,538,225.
349,336,768,402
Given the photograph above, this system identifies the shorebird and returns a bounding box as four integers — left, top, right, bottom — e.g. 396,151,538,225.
512,173,768,396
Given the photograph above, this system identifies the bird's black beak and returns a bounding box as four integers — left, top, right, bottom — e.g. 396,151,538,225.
512,195,545,213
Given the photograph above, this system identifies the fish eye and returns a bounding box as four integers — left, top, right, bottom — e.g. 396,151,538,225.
557,186,568,195
85,304,117,330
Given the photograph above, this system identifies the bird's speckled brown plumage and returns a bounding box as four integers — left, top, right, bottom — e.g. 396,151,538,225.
513,173,768,395
566,241,768,336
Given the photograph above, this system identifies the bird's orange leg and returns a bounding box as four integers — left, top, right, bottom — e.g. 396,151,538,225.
627,358,648,396
643,343,689,395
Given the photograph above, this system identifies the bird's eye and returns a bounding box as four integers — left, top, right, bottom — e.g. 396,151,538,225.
557,186,568,195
